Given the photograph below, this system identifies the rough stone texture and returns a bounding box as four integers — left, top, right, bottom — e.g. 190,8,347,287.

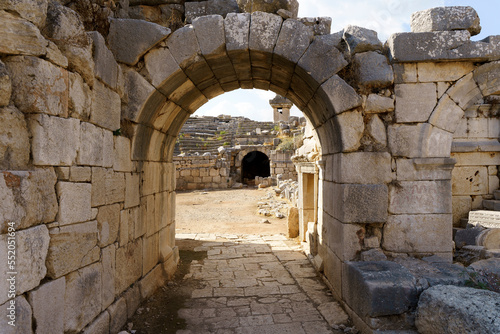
46,40,68,68
388,123,453,158
395,83,437,123
352,51,394,89
113,136,133,172
343,261,418,318
333,183,388,223
473,61,500,97
287,206,299,238
108,18,171,65
56,182,92,225
336,110,364,152
185,0,239,23
343,25,383,55
0,106,30,169
452,166,488,196
88,31,121,90
320,75,362,114
298,17,332,35
0,61,12,107
0,0,48,29
28,277,65,334
46,221,99,279
0,225,49,304
68,72,91,121
121,67,156,123
237,0,298,18
115,239,143,295
81,311,109,334
64,262,102,333
97,204,120,247
5,56,68,117
91,168,126,207
417,61,475,83
274,18,314,65
0,296,32,334
416,285,500,334
365,94,394,113
469,258,500,277
91,80,121,131
0,169,58,233
383,214,453,253
0,10,47,56
411,6,481,36
429,94,464,133
101,245,116,310
109,297,128,333
333,152,392,184
389,181,451,214
77,122,114,167
44,2,94,85
28,114,80,166
367,115,387,147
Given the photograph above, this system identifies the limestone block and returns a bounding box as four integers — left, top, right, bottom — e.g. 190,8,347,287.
0,61,12,107
452,166,488,195
112,136,132,173
416,286,500,334
0,106,30,169
88,31,121,91
297,34,348,86
325,216,364,261
56,182,92,225
142,195,157,237
0,0,48,29
108,18,171,66
343,25,383,55
103,171,126,205
121,68,156,123
101,245,116,310
97,204,120,247
237,0,298,18
388,123,453,158
46,221,99,278
274,19,314,64
192,14,225,56
46,40,68,68
352,51,394,90
124,284,141,318
91,80,121,131
367,115,387,147
336,110,364,152
68,72,91,121
139,263,166,299
333,183,388,223
417,61,475,82
451,152,500,166
389,181,452,214
395,83,437,123
298,17,331,35
395,158,455,181
393,63,417,84
6,56,68,117
108,297,128,334
343,261,418,318
28,277,65,334
333,152,392,184
446,72,481,109
28,114,80,166
452,196,472,226
44,2,94,86
319,75,362,114
473,61,500,97
70,166,91,182
64,262,102,333
383,214,453,253
365,94,394,113
0,10,47,56
144,46,181,89
411,6,481,36
81,311,109,334
184,1,207,23
125,173,140,209
429,94,464,133
115,239,143,295
159,227,174,262
143,233,159,276
0,225,49,304
0,296,32,334
78,122,108,166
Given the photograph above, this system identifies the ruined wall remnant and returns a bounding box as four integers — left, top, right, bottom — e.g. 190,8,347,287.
1,1,500,333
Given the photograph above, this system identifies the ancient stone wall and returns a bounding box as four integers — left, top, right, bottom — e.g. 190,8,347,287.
174,154,232,190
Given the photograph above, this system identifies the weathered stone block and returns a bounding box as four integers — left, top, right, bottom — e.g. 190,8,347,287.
411,6,481,36
451,195,472,226
324,215,363,261
429,94,464,133
393,63,417,84
238,0,298,17
57,182,92,225
143,233,159,276
343,261,418,318
0,10,47,56
396,158,454,181
352,51,393,90
389,181,452,214
88,31,121,90
125,173,140,209
115,239,143,295
69,166,91,182
274,18,314,64
336,110,364,152
64,262,102,333
395,83,436,123
367,115,387,147
343,25,382,55
46,221,99,278
78,122,109,166
0,225,49,305
124,284,141,318
388,124,453,158
108,297,128,334
97,204,120,247
28,114,80,166
0,0,48,29
473,61,500,97
333,184,388,223
91,168,125,207
122,67,157,123
6,56,68,117
298,17,331,35
28,277,65,334
0,60,12,107
452,166,488,195
0,296,32,334
81,311,109,334
383,214,453,253
139,263,166,299
319,75,362,114
333,152,392,184
417,61,475,82
364,94,394,113
0,106,30,170
91,80,121,131
108,18,171,66
45,40,68,68
446,72,481,109
68,72,91,121
416,286,500,334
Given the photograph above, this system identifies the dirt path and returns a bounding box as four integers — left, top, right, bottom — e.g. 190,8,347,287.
175,188,288,236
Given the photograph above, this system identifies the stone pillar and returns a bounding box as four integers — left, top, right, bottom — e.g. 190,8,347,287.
269,94,293,123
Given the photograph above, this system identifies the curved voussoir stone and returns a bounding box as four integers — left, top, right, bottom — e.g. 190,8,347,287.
192,15,239,92
473,60,500,97
108,18,171,66
225,12,252,89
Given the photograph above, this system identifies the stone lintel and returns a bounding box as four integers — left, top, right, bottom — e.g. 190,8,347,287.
413,157,456,171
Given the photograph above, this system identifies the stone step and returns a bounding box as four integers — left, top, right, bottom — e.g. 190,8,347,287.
483,200,500,211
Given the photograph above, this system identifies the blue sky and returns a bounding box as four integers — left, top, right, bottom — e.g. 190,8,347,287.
195,0,498,121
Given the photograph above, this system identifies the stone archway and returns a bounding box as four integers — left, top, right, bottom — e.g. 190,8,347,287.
241,150,271,183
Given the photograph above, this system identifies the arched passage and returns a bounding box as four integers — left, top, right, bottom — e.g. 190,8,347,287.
241,151,271,183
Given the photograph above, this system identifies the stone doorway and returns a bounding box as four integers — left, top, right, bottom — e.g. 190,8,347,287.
241,151,271,184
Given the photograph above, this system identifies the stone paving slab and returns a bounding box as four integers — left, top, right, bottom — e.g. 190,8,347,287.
175,233,353,333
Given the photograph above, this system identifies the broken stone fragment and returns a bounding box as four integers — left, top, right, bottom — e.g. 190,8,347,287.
343,25,383,55
237,0,298,18
411,6,481,36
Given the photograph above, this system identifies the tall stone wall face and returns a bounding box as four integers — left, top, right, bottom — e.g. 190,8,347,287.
1,2,500,333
